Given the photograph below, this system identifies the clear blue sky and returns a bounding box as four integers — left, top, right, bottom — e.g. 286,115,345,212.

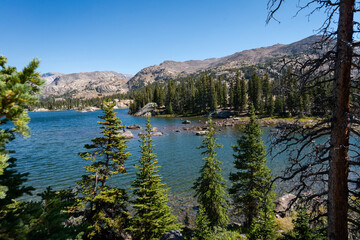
1,0,327,75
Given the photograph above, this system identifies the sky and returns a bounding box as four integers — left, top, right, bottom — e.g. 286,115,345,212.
1,0,329,75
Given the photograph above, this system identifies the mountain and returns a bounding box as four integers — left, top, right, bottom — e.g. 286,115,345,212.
41,71,133,98
41,35,322,97
127,35,323,88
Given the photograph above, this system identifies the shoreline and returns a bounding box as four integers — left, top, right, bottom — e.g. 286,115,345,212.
30,107,321,128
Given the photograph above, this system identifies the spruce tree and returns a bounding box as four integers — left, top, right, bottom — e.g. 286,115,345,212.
193,118,228,229
229,104,274,229
240,77,247,112
73,100,130,239
130,118,179,240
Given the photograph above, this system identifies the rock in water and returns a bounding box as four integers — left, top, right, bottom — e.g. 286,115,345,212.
133,102,157,117
182,120,191,124
195,131,208,136
127,124,141,129
160,230,185,240
119,130,134,139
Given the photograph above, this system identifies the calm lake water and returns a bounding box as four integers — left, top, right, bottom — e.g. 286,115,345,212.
10,109,288,200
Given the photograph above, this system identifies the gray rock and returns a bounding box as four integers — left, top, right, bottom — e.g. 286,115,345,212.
195,131,208,136
127,124,141,130
275,193,296,217
152,131,163,136
119,130,134,139
182,120,191,124
160,230,185,240
138,131,163,137
210,110,233,119
134,102,158,117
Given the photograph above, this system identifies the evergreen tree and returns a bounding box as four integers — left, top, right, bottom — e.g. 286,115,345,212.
247,188,277,240
195,205,212,240
240,77,247,112
0,56,43,199
130,118,179,240
193,118,228,229
229,105,274,229
0,56,43,239
222,81,228,108
248,73,261,112
73,100,130,239
283,206,326,240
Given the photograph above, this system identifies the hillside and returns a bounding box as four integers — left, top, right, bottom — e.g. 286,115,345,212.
127,35,322,88
41,71,133,98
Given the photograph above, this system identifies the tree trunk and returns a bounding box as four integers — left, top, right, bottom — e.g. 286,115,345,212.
328,0,354,239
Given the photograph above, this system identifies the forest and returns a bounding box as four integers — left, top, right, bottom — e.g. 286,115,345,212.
128,70,331,118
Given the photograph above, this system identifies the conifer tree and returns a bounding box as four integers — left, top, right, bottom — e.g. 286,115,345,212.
193,118,228,229
240,77,247,112
130,118,179,240
73,100,130,239
0,56,43,199
248,73,261,112
195,205,212,240
247,188,277,240
222,81,228,108
283,206,326,240
0,56,43,239
229,104,274,229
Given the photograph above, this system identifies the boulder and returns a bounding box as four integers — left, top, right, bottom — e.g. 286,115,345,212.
119,130,134,139
210,110,233,119
152,131,163,136
138,131,163,137
127,124,141,130
195,131,208,136
133,102,157,117
160,230,185,240
182,120,191,124
275,193,296,217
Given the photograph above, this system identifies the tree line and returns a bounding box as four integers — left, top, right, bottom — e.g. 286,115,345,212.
129,69,332,118
32,92,130,111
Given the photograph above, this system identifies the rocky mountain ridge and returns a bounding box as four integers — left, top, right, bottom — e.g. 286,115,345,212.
127,35,322,88
41,35,322,97
41,71,133,98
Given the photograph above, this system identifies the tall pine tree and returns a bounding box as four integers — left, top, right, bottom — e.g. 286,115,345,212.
73,100,130,239
130,118,179,240
193,118,228,229
229,104,274,230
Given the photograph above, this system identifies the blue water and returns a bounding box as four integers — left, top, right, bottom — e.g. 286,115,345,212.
9,109,288,200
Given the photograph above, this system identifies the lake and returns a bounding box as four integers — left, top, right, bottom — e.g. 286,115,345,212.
10,108,288,201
